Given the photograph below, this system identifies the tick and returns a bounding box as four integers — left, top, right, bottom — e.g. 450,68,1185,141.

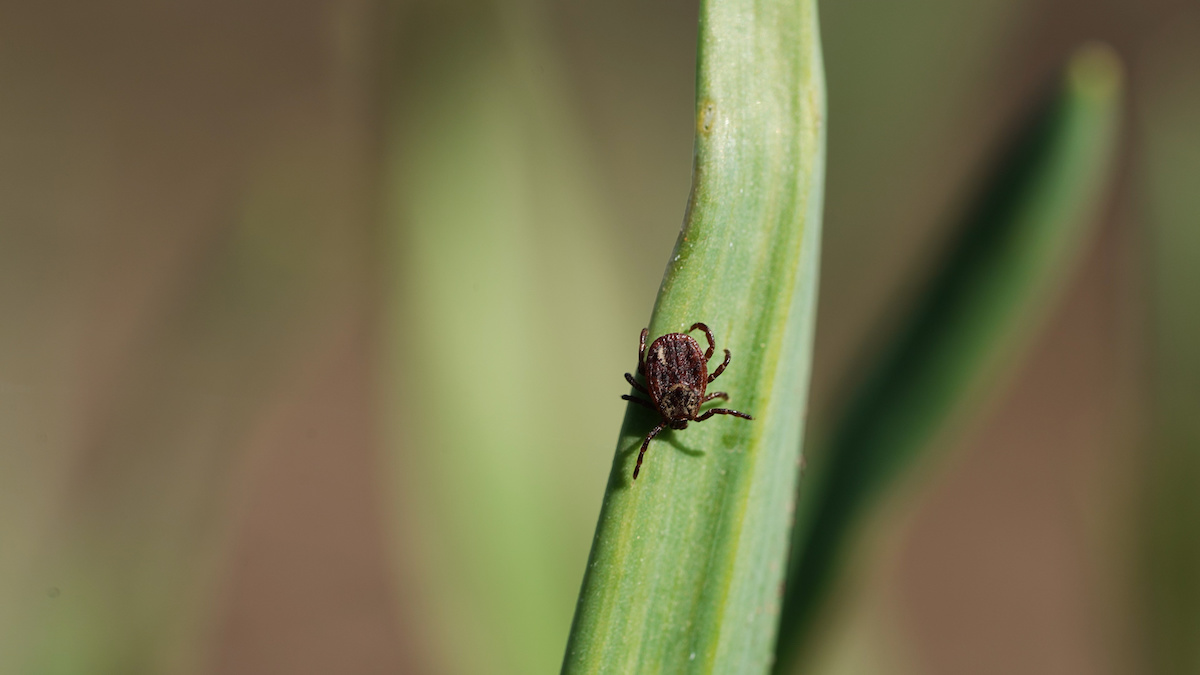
622,322,753,480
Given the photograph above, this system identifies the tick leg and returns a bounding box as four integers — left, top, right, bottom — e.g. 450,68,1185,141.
621,394,657,412
695,407,753,422
624,372,650,395
703,391,729,403
637,328,648,375
708,349,731,383
688,322,717,361
633,423,665,480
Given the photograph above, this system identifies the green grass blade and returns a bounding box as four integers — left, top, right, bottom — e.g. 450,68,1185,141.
775,44,1124,669
561,0,826,672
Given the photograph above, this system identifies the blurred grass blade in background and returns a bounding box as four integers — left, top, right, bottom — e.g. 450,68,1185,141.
775,44,1124,670
380,3,634,674
562,0,825,672
1138,30,1200,675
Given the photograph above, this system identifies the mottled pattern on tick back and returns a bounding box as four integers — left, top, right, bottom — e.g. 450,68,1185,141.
645,334,707,427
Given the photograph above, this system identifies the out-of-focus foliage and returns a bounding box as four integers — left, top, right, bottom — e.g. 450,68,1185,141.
0,157,357,673
776,44,1123,672
378,3,633,673
1138,26,1200,675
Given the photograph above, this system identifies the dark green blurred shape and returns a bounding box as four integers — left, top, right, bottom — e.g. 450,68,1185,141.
776,44,1123,671
1139,29,1200,675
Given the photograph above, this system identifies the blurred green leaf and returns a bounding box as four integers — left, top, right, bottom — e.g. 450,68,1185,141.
379,4,633,674
561,0,826,672
775,44,1124,670
1139,31,1200,675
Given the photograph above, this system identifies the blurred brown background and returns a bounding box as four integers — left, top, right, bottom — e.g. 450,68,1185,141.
0,0,1196,673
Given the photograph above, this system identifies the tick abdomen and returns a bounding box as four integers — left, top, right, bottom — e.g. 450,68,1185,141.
658,384,701,421
645,333,708,420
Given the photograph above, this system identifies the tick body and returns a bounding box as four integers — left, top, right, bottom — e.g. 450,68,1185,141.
622,322,753,480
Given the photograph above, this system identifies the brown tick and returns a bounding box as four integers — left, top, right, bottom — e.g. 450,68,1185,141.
623,322,753,479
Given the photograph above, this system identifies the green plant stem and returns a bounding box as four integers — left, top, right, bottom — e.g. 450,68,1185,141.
561,1,825,673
